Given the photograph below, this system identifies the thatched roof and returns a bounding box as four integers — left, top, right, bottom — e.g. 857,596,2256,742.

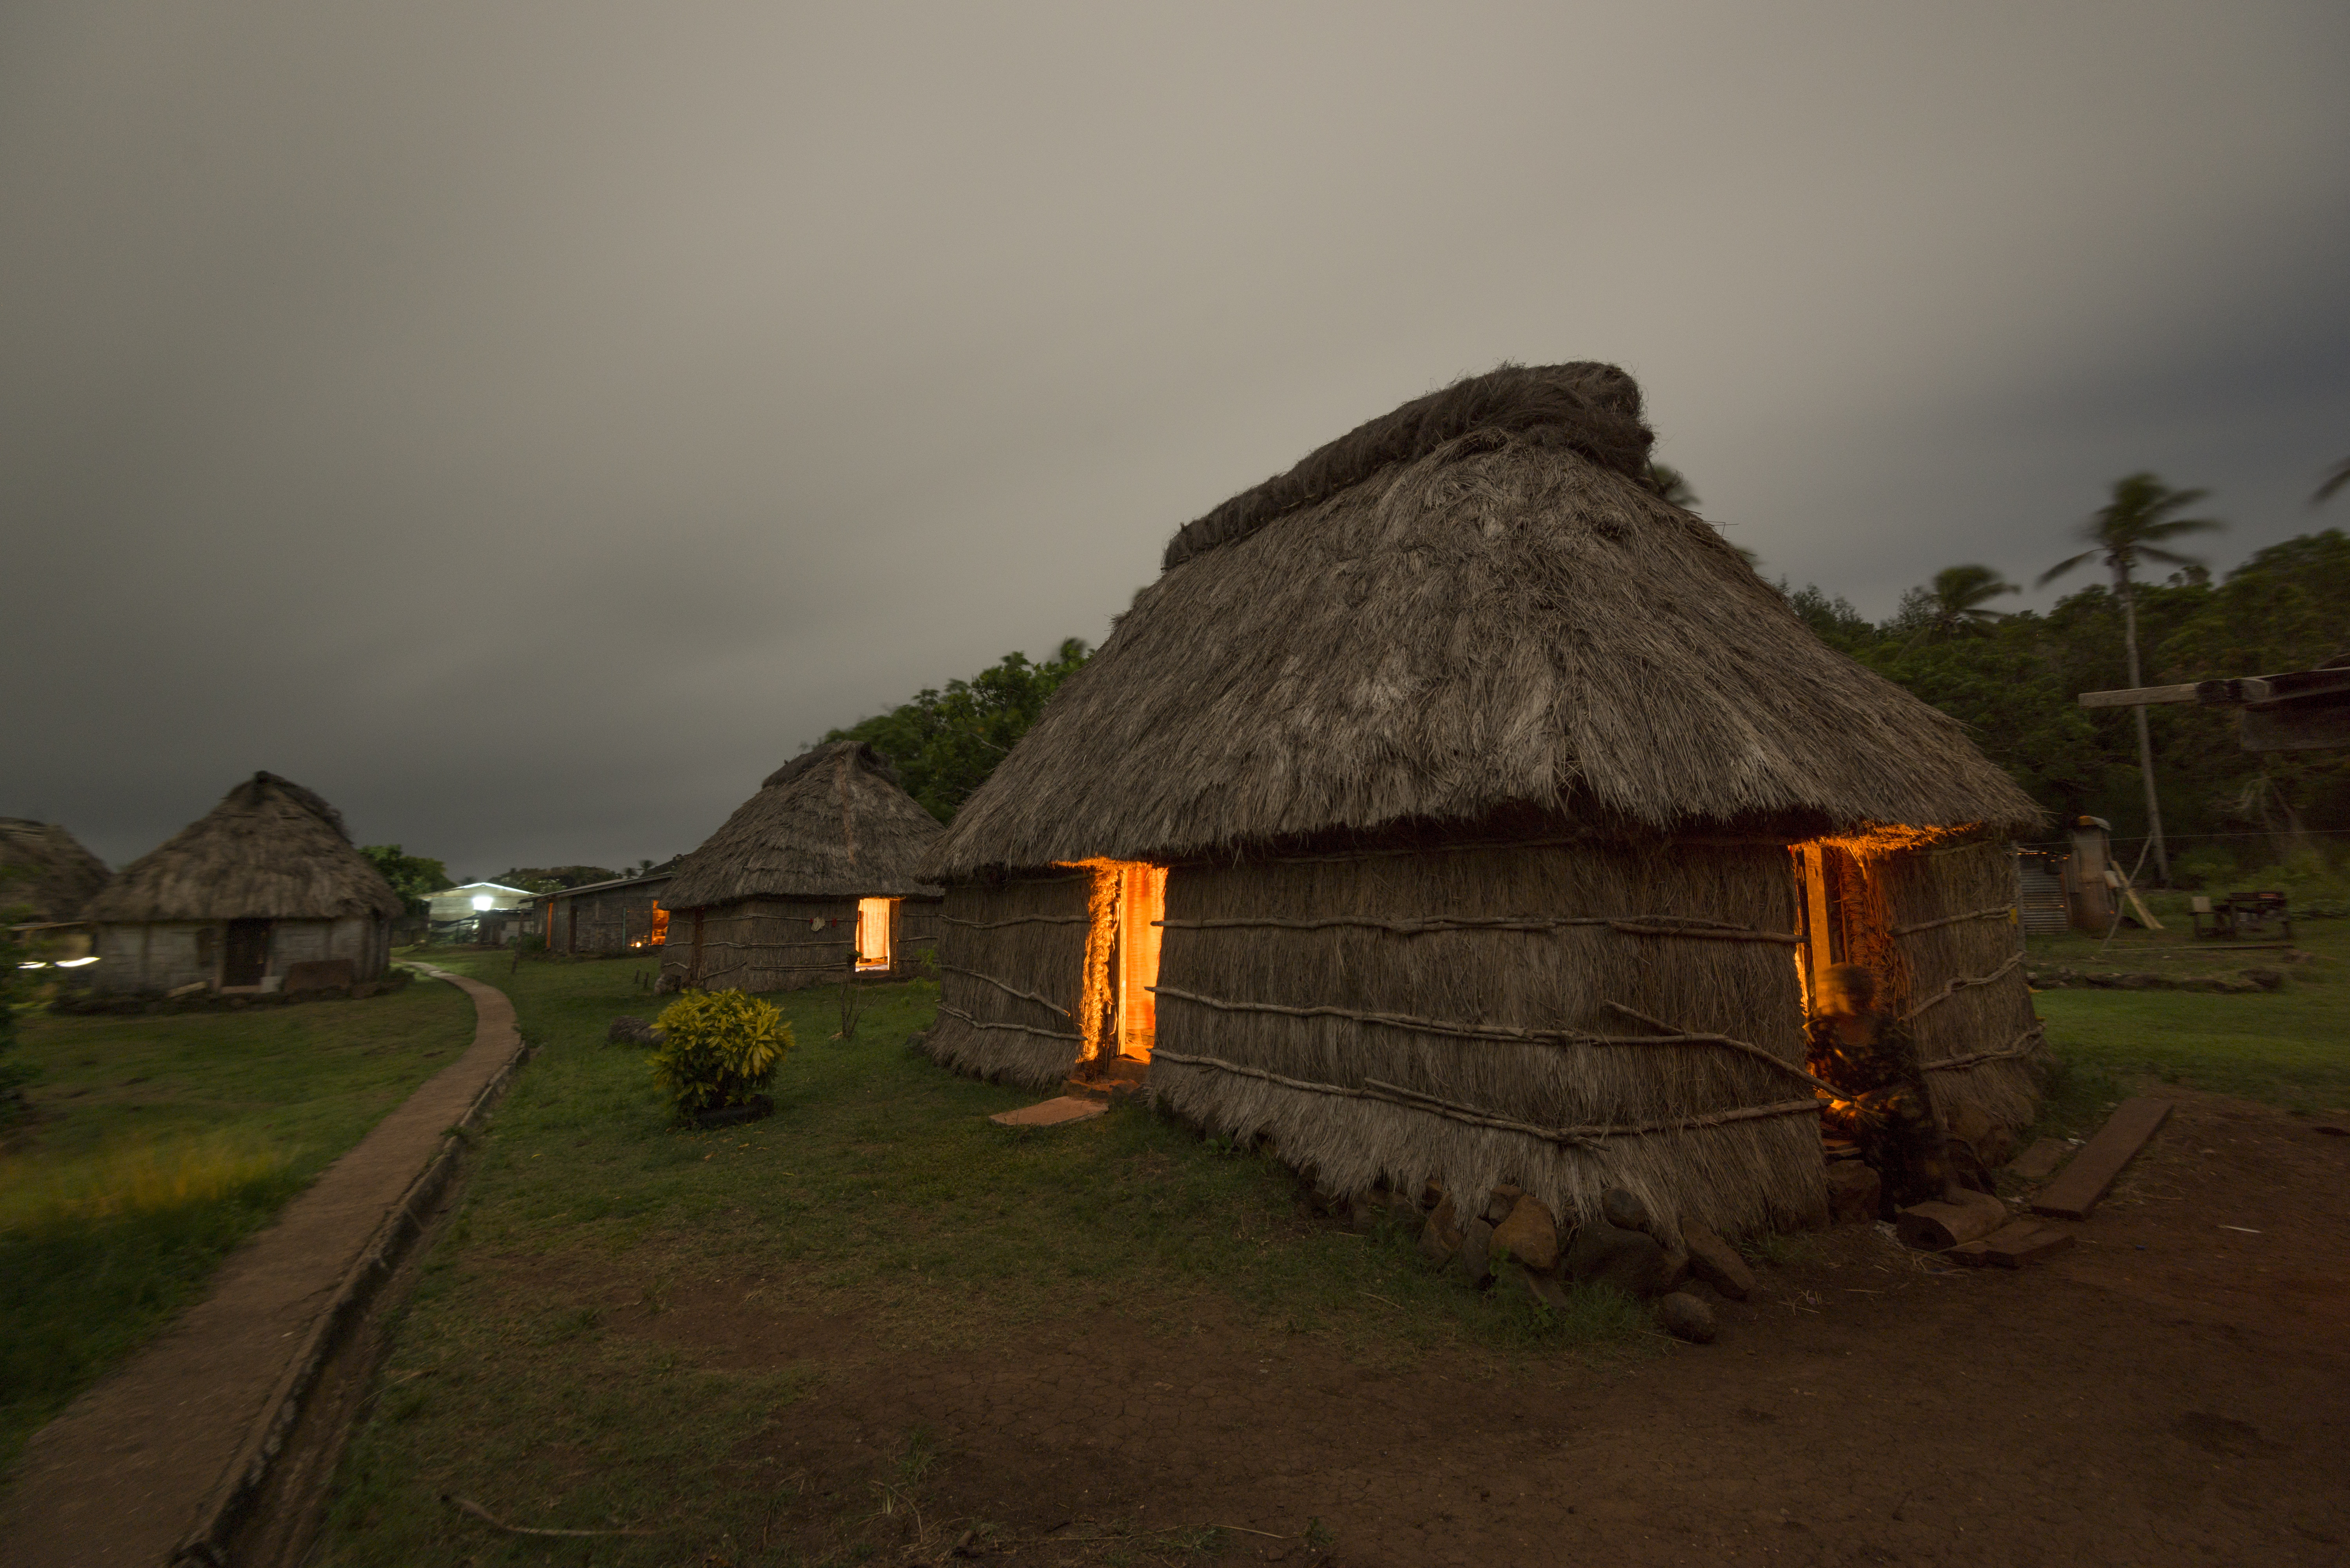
662,741,947,908
0,819,112,921
82,772,404,923
933,361,2042,877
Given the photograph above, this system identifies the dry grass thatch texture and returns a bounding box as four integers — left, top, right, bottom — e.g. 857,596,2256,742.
1884,839,2044,1131
922,874,1091,1087
931,363,2040,878
1143,836,1831,1235
0,819,112,921
663,742,945,909
658,894,944,992
81,773,401,924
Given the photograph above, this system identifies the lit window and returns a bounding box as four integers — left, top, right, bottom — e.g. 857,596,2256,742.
855,898,895,971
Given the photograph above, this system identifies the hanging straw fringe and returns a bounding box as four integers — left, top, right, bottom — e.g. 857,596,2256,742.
935,1003,1083,1043
1153,1049,1819,1143
937,965,1072,1018
944,914,1092,928
1923,1025,2046,1073
1903,954,2024,1022
1597,1001,1847,1097
1154,913,1798,943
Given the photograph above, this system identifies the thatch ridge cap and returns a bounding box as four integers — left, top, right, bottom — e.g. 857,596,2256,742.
82,773,402,923
1162,361,1653,570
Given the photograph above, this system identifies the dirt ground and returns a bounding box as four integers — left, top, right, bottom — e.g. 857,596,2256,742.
540,1086,2350,1568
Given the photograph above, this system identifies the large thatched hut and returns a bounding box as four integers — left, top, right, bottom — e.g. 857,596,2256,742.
923,363,2044,1236
0,819,112,922
81,773,403,995
657,742,946,992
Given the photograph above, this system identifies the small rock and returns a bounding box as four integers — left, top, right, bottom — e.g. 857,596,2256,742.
1482,1186,1519,1225
1419,1196,1464,1266
1520,1268,1575,1316
1491,1195,1560,1273
1681,1221,1755,1301
1458,1217,1497,1287
1654,1292,1719,1344
1600,1187,1650,1234
1388,1190,1427,1227
608,1015,655,1045
1345,1196,1381,1232
1564,1219,1669,1298
2006,1137,2072,1182
1824,1160,1882,1225
2241,968,2285,992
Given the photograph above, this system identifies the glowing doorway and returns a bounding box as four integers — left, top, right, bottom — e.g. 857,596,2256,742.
855,897,896,971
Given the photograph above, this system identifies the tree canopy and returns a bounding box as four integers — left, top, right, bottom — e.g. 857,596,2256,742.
824,639,1092,822
359,844,453,918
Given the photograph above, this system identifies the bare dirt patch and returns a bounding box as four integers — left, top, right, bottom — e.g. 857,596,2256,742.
479,1087,2350,1567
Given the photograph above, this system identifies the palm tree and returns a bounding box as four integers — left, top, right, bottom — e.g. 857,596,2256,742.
1905,564,2017,645
2039,472,2225,883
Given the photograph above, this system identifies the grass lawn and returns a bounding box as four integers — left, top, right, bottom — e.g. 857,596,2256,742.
0,975,477,1469
319,956,1652,1566
2026,909,2350,1128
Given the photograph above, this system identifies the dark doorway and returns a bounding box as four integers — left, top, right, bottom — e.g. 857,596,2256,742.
223,919,272,987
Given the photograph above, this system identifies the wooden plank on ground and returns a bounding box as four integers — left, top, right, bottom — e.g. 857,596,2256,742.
2029,1097,2173,1220
1984,1223,2075,1268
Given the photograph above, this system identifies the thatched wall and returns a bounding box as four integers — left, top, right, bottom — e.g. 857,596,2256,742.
1880,839,2043,1131
1145,834,1829,1237
551,881,670,955
659,894,944,993
924,873,1090,1086
90,915,389,995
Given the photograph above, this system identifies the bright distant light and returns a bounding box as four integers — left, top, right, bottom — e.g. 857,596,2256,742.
16,961,47,969
56,956,99,968
472,895,494,910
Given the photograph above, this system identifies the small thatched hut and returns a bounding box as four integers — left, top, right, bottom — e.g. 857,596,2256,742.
658,742,946,992
923,362,2045,1236
536,870,676,956
82,772,403,995
0,819,113,922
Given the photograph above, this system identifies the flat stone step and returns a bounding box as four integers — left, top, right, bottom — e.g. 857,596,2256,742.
989,1096,1109,1128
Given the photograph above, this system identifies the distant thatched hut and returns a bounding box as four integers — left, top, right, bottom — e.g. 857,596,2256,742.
0,819,112,922
536,870,676,956
923,363,2044,1236
81,773,403,995
658,742,945,992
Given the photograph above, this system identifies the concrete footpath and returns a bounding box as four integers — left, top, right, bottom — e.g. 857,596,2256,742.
0,965,524,1568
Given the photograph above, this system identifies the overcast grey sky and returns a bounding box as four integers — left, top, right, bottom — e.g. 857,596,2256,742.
6,2,2347,876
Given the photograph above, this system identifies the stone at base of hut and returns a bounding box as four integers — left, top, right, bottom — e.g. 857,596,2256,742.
1458,1217,1497,1287
1520,1269,1575,1317
1492,1195,1560,1272
1824,1160,1882,1225
1482,1185,1521,1225
1564,1219,1669,1299
1389,1190,1427,1227
1419,1197,1464,1267
1655,1292,1718,1344
1894,1189,2010,1250
1600,1187,1650,1233
1681,1221,1755,1301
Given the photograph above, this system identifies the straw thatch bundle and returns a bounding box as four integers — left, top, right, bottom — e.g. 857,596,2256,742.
924,361,2046,1237
0,819,112,921
660,741,946,992
82,773,402,923
665,742,945,907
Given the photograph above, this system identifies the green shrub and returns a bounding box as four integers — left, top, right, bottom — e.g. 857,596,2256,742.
2170,847,2236,891
648,989,793,1116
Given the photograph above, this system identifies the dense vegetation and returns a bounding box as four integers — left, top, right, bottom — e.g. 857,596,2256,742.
1790,526,2349,879
823,637,1092,822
